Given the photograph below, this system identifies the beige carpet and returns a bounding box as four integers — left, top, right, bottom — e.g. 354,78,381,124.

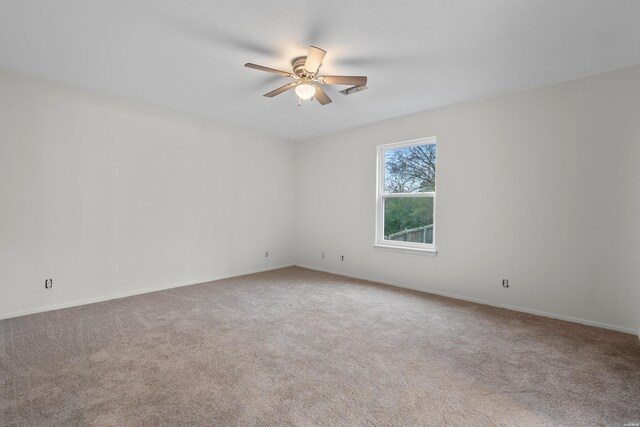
1,267,639,426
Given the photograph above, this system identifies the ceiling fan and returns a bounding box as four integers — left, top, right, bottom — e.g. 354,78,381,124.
244,45,367,106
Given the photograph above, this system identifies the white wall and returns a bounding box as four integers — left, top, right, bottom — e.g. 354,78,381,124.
0,69,295,318
295,65,640,334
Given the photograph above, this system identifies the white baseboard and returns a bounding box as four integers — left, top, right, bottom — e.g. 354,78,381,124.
0,264,294,320
295,264,639,336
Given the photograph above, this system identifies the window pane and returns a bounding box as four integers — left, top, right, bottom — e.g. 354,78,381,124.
384,144,436,193
384,197,434,244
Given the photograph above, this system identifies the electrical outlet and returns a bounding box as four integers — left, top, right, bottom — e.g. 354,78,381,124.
340,255,345,262
44,279,53,289
264,251,269,258
502,279,509,288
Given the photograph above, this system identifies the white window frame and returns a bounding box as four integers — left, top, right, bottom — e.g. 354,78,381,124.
375,137,437,255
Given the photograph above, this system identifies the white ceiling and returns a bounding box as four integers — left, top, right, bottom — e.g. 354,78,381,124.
1,1,639,141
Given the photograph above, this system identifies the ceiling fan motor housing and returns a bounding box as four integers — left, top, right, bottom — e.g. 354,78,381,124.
292,57,311,77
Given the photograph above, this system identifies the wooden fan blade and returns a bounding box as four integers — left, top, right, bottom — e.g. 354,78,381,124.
313,85,332,105
245,63,293,77
264,82,298,97
319,75,367,86
304,46,326,74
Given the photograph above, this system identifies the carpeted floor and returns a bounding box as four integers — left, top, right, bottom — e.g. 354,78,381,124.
1,267,639,426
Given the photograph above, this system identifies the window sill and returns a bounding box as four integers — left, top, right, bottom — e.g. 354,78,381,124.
374,244,438,256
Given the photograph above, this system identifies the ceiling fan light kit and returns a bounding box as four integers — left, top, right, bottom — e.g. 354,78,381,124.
244,45,368,106
294,78,316,100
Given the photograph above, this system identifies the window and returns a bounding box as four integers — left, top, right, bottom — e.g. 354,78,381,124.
376,137,437,253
